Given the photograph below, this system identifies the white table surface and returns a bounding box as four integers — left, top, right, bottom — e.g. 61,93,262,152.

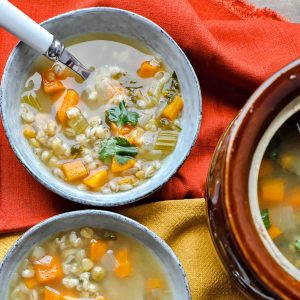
248,0,300,22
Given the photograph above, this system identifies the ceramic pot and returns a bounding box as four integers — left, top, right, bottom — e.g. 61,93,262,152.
206,58,300,299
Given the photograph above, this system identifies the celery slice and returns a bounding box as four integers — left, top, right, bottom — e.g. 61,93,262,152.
21,93,42,111
68,112,88,134
154,130,179,151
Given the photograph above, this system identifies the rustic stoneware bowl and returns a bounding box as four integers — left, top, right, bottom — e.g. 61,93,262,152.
206,58,300,299
0,7,201,206
0,209,191,299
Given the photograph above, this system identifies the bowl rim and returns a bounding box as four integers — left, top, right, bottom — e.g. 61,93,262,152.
0,7,202,207
0,209,191,299
224,58,300,298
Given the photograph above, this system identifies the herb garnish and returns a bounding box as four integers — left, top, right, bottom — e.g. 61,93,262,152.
163,72,180,103
70,143,83,158
261,208,271,229
99,137,138,165
106,101,139,128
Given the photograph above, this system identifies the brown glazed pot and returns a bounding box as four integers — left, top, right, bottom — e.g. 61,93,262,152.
206,58,300,300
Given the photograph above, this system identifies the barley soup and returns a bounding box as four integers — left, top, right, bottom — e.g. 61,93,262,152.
20,34,184,194
258,112,300,267
8,227,172,300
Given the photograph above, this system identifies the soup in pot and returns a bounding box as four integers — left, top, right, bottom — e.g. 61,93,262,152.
258,112,300,267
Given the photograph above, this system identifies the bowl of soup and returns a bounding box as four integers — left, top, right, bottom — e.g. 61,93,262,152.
0,209,190,299
206,58,300,298
0,7,201,206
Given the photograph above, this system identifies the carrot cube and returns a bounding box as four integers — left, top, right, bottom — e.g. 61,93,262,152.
111,157,135,173
57,89,79,125
62,160,88,182
260,178,285,203
137,61,162,78
33,255,63,284
83,170,108,189
268,225,282,240
90,240,108,262
114,249,132,278
161,95,184,121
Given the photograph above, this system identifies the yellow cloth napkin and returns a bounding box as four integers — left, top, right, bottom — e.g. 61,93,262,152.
0,199,245,299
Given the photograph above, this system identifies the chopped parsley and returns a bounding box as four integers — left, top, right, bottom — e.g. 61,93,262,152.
99,137,138,165
163,72,180,103
106,101,139,128
261,208,271,229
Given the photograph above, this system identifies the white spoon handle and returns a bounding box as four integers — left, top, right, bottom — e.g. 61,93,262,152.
0,0,53,54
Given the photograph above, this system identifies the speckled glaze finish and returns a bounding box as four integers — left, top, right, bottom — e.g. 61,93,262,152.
0,7,201,206
0,210,191,299
206,58,300,299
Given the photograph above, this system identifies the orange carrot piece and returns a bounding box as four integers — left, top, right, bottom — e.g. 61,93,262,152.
90,240,108,262
287,186,300,206
83,169,108,189
23,276,39,289
33,255,63,284
137,61,162,78
111,157,136,173
114,248,132,278
146,278,164,292
118,125,133,135
268,225,282,240
42,69,65,95
62,160,88,182
260,178,285,203
258,159,274,178
44,286,61,300
57,89,79,125
161,95,184,121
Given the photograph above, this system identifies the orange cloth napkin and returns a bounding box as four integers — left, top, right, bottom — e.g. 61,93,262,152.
1,0,300,232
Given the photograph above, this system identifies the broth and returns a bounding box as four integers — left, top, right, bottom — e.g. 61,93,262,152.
20,34,183,193
258,112,300,267
8,227,172,300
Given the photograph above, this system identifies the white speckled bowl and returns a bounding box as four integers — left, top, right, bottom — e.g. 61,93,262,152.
0,210,191,299
0,8,201,206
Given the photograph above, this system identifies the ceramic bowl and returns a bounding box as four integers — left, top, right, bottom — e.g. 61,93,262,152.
0,7,201,206
206,58,300,298
0,209,191,299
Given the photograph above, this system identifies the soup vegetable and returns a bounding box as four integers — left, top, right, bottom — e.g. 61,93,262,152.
258,112,300,267
20,35,183,193
8,227,172,300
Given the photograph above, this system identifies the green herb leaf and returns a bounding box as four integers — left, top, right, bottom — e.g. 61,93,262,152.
99,137,138,165
295,239,300,251
106,101,140,127
163,72,180,103
261,208,271,229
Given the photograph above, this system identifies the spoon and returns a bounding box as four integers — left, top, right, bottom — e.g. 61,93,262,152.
0,0,91,80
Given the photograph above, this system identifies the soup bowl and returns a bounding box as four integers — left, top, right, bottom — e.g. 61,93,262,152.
0,7,201,206
206,58,300,299
0,209,190,299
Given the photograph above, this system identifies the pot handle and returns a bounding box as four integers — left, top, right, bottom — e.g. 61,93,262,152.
0,0,53,54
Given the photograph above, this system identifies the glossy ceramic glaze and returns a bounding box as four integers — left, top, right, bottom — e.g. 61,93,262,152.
206,58,300,299
0,8,201,206
0,210,191,299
